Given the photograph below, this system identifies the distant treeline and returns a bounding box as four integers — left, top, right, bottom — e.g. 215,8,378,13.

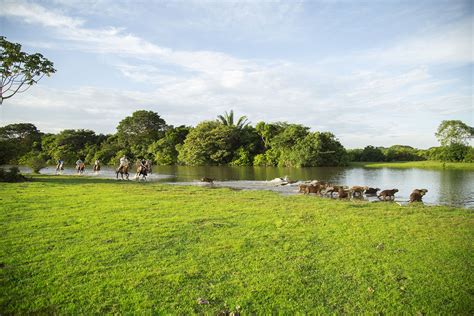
0,110,472,169
348,144,472,163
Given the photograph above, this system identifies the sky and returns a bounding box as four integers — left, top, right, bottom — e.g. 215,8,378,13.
0,0,472,148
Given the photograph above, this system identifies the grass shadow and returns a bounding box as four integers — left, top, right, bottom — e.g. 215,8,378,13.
28,175,145,186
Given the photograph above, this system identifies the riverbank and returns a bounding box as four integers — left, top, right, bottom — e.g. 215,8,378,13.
0,176,472,314
350,160,474,170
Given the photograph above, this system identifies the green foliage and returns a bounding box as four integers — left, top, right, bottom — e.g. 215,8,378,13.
178,121,238,165
19,151,47,173
230,147,252,166
442,143,471,162
291,132,348,167
4,116,474,169
0,123,41,163
149,126,190,165
268,123,310,166
47,129,102,164
217,109,250,129
360,146,385,162
435,120,474,147
352,160,474,170
0,176,472,313
116,110,167,157
347,148,363,162
463,146,474,163
255,121,285,149
0,166,26,182
383,145,425,162
0,139,17,164
92,135,122,165
0,36,56,105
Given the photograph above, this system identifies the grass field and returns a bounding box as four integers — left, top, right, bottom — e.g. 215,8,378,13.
1,175,473,314
350,160,474,170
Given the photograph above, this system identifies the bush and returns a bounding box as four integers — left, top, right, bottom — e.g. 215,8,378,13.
19,151,47,173
463,146,474,163
0,166,27,182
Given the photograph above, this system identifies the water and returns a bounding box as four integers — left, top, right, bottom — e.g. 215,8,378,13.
7,165,474,208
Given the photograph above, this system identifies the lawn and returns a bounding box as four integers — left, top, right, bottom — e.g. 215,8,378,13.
0,176,473,314
350,160,474,170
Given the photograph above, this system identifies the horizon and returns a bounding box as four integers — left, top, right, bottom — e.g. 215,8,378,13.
0,0,473,149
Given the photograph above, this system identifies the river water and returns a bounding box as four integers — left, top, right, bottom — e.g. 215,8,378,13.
8,165,473,208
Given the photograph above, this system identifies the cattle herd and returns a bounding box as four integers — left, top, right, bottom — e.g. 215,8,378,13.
297,181,428,203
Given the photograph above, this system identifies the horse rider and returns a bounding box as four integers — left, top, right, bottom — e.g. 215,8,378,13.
76,158,85,174
76,158,83,167
119,156,129,170
93,159,100,172
56,158,64,174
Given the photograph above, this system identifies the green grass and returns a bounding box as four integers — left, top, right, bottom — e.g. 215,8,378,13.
1,176,473,314
350,160,474,170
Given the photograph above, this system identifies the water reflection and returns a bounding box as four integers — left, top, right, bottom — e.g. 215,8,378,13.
7,165,474,208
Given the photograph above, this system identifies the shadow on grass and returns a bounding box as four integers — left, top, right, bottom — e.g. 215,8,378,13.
28,175,147,186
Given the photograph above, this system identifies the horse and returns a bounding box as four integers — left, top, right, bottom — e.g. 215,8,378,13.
93,161,101,172
145,160,152,174
55,162,64,175
76,163,85,175
116,165,129,180
135,164,148,181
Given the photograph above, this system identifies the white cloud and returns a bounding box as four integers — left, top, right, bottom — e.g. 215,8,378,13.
1,0,84,28
373,19,473,65
1,0,472,149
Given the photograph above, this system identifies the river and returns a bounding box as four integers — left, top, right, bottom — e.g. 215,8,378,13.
9,165,473,208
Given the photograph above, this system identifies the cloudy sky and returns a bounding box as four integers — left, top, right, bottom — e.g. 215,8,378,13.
0,0,472,148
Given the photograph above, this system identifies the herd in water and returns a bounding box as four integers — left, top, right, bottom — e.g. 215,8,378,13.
201,176,429,204
296,181,428,203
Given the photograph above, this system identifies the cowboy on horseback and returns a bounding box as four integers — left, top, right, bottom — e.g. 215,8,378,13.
119,156,129,169
116,155,130,180
93,159,101,172
76,158,85,174
55,158,64,174
136,158,148,180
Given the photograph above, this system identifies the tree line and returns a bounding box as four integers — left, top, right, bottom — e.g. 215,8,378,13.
0,110,472,170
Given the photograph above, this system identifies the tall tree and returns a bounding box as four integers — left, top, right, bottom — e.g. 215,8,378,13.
178,121,238,165
0,36,56,105
116,110,167,158
217,110,250,129
149,125,190,165
0,123,41,163
50,129,100,163
435,120,474,147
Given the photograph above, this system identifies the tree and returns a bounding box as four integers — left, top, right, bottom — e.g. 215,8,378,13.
269,123,310,166
435,120,474,162
291,132,347,167
0,36,56,105
383,145,425,162
360,146,385,162
255,121,286,149
435,120,474,147
48,129,101,163
0,123,42,163
230,126,264,166
178,121,238,165
347,148,363,161
116,110,167,158
149,125,190,165
217,110,250,129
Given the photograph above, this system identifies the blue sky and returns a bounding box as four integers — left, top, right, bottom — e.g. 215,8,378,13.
0,0,472,148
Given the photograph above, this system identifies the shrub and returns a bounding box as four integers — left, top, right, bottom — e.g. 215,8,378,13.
0,166,27,182
19,151,47,173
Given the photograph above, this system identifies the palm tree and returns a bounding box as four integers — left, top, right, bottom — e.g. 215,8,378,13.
217,110,250,129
